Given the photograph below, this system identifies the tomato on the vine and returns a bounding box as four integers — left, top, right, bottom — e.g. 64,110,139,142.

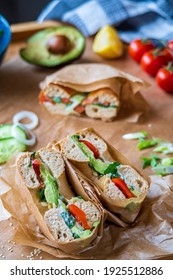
128,39,155,63
156,63,173,93
140,48,167,77
165,40,173,62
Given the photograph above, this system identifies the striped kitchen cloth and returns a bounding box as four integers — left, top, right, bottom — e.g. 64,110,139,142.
38,0,173,42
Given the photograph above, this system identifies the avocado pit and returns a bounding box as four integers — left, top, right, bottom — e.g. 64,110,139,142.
47,35,72,55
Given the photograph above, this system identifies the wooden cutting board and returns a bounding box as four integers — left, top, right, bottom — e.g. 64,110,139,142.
1,22,173,260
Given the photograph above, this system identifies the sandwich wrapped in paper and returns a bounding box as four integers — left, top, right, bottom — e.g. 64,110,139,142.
16,147,104,254
39,63,147,122
59,128,149,223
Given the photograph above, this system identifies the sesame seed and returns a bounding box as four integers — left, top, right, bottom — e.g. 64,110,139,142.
3,256,5,258
0,254,3,257
21,254,24,257
1,245,4,249
12,242,16,245
9,223,13,226
39,256,43,259
8,240,11,243
12,227,16,230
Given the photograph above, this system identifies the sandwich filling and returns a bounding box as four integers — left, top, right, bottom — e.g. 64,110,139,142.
39,86,119,117
24,151,100,241
70,134,143,199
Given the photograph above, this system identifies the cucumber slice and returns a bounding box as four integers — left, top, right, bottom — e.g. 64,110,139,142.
0,124,26,139
0,137,26,164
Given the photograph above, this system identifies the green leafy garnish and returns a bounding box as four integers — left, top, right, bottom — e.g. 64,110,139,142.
122,131,148,140
110,172,120,179
153,142,173,154
141,153,161,169
129,186,135,191
28,151,36,167
161,158,173,166
152,165,173,176
93,103,117,108
104,161,120,174
137,139,159,150
38,189,46,201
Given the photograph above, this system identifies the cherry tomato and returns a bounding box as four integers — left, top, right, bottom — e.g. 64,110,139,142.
128,39,155,63
156,63,173,93
165,40,173,62
140,49,167,77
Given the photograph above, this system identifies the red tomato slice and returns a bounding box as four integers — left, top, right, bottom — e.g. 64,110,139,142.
74,104,85,113
68,204,90,230
82,98,92,105
111,178,135,198
61,98,71,104
32,159,44,188
79,139,99,159
39,92,54,104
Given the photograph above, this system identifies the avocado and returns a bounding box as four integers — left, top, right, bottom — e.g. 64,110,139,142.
40,164,59,206
20,26,85,67
71,226,91,239
71,135,119,175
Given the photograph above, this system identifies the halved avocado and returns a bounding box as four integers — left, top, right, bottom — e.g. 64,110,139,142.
20,25,85,67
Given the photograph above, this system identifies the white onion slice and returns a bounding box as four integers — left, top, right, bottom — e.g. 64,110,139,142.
13,111,39,130
11,123,36,146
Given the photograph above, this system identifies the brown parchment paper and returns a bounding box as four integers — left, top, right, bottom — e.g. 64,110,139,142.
0,154,105,256
40,63,149,122
1,163,173,259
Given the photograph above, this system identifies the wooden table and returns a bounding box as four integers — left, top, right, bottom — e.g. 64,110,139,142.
1,21,173,260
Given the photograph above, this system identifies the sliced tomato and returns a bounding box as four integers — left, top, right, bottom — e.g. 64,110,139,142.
82,98,92,105
111,178,135,198
61,97,71,104
102,101,110,106
68,204,90,230
32,159,44,188
79,139,99,159
39,92,54,104
74,104,85,113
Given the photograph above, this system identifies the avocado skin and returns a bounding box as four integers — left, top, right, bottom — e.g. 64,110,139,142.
20,25,85,67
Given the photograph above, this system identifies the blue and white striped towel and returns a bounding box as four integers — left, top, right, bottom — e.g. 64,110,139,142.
38,0,173,43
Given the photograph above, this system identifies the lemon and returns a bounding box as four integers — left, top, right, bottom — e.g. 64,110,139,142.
93,25,124,59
